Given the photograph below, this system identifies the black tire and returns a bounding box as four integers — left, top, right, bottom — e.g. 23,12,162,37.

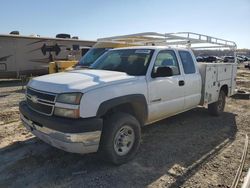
98,112,141,165
56,33,71,39
208,90,226,116
10,30,19,35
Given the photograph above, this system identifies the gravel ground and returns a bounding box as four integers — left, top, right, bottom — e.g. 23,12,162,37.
0,64,249,188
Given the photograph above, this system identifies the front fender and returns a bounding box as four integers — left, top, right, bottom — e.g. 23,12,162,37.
96,94,148,124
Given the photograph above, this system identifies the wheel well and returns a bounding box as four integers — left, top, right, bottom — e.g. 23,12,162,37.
102,103,145,126
221,85,228,96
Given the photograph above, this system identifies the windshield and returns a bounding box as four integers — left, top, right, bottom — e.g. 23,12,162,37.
78,48,109,66
90,49,154,76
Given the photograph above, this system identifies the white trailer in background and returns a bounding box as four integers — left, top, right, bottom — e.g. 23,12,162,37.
0,34,96,78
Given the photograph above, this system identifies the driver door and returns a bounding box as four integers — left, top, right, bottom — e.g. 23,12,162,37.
147,50,185,123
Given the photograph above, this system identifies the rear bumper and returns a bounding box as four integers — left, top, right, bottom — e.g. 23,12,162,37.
19,101,103,154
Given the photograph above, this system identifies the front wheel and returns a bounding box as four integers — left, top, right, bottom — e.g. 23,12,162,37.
208,90,226,116
99,112,141,165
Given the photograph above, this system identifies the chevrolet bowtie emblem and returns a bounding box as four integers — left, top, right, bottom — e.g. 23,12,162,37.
30,95,38,103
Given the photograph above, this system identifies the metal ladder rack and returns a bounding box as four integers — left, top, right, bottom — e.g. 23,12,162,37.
98,32,237,50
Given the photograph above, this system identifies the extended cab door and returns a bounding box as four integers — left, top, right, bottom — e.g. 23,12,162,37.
177,50,202,110
147,50,185,123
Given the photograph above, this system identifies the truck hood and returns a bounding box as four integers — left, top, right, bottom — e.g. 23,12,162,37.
28,69,137,93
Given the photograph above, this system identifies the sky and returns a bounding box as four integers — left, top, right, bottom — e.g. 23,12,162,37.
1,0,250,48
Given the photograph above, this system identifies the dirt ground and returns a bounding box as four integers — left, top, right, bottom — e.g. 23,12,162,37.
0,64,250,188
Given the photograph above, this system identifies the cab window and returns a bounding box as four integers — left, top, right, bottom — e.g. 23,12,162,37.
179,51,196,74
152,50,180,76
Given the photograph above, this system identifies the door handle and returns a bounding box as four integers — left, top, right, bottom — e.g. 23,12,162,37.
179,80,185,86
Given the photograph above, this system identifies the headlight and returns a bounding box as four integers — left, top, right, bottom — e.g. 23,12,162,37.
56,92,82,104
54,107,80,118
54,92,82,118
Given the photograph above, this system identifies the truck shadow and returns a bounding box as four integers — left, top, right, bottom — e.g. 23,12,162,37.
0,79,23,87
0,79,26,94
0,107,237,188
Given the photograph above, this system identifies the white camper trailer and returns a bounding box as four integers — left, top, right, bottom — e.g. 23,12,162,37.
0,33,96,78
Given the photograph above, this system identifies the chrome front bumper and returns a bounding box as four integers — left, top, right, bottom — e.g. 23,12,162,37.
20,114,101,154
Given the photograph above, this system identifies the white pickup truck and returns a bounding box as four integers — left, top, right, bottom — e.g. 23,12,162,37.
19,32,237,164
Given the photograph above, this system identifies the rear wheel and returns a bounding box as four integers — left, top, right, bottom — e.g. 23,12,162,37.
99,112,141,165
208,90,226,116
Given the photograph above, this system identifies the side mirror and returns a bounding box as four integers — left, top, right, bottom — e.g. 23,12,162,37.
152,66,173,78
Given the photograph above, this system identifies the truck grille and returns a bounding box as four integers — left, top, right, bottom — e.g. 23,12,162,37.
26,87,56,115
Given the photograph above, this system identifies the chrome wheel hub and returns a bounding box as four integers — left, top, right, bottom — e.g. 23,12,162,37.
114,125,135,156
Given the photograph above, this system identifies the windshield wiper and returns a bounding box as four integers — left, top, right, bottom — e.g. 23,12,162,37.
75,64,92,69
